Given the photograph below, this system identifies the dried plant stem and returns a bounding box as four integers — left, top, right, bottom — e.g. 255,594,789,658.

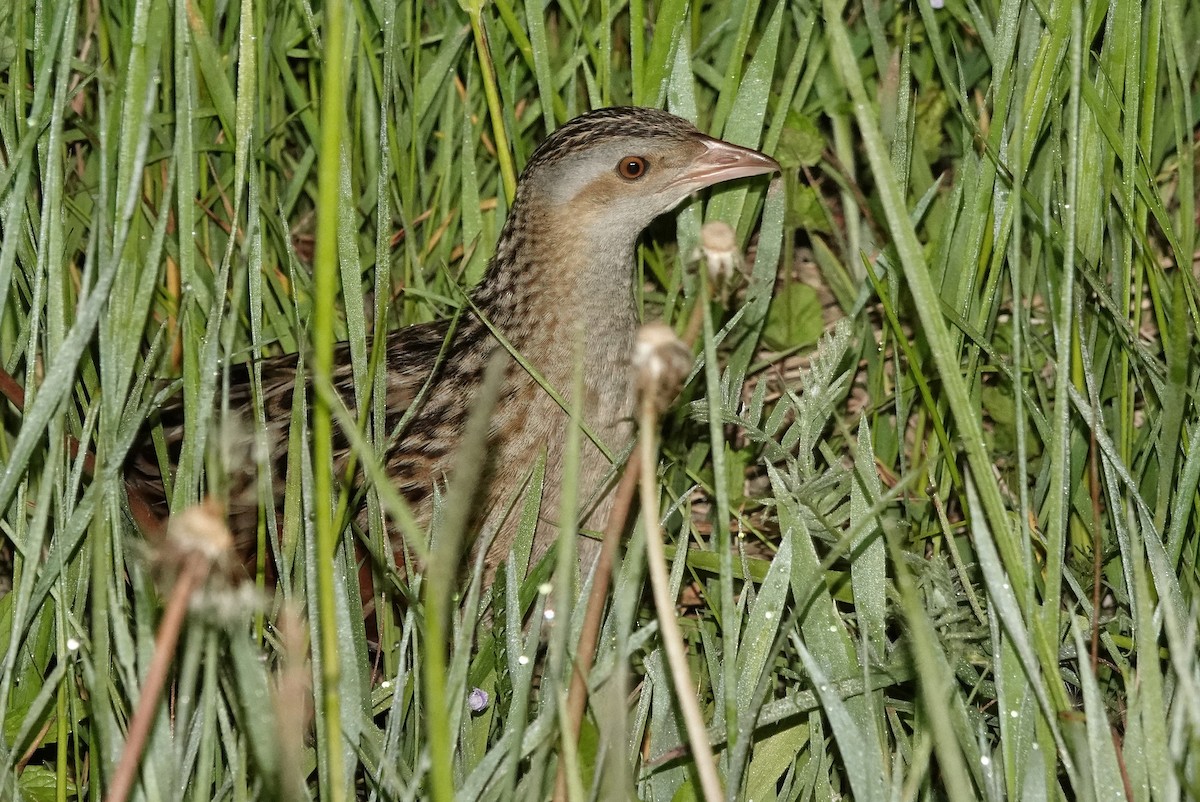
638,392,723,802
557,286,709,798
106,554,209,802
682,294,705,347
554,449,640,801
0,365,25,412
272,609,313,802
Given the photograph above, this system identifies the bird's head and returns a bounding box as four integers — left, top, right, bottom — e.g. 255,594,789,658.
513,107,780,246
477,108,779,332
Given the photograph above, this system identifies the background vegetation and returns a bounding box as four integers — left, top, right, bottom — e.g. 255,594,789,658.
0,0,1197,799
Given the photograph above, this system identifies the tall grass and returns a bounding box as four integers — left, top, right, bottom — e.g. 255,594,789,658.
1,0,1197,799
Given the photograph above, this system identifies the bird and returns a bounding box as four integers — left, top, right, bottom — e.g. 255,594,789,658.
131,106,780,591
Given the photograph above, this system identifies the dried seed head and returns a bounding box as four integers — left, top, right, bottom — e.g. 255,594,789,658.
152,498,262,618
698,220,740,290
271,606,313,800
165,498,234,563
633,321,692,415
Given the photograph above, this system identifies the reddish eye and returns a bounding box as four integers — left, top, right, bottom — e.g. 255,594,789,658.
617,156,649,180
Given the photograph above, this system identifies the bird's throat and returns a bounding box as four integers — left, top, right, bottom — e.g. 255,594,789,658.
474,228,639,351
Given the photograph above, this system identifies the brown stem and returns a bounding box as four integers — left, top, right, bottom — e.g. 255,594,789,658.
554,451,640,802
0,365,26,411
636,394,723,802
1111,723,1134,802
682,296,705,349
106,553,209,802
555,271,710,798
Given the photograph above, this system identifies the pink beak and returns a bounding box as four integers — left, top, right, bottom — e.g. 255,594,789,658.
672,136,781,192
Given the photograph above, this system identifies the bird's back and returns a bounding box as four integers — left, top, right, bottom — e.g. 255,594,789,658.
127,317,457,542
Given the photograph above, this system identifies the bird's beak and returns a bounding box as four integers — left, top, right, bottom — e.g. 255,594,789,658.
672,137,781,192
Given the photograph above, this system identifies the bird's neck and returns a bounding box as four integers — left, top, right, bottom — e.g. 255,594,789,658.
472,202,640,360
467,198,640,446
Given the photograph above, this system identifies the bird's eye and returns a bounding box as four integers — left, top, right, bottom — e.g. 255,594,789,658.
616,156,649,180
